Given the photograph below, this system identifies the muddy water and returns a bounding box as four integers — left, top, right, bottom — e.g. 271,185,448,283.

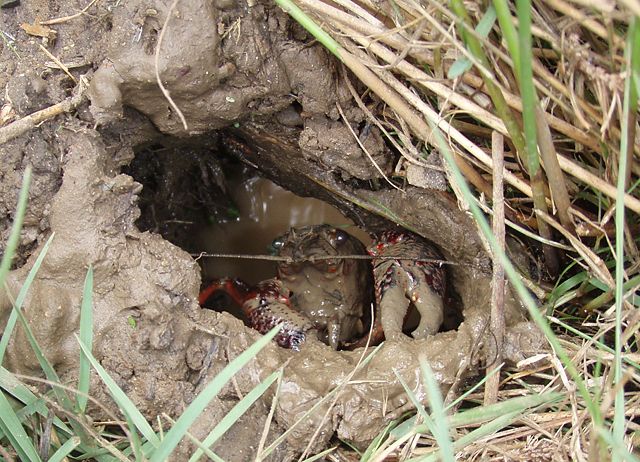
196,176,371,285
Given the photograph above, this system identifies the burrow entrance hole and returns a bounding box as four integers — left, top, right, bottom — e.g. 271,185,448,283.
123,131,463,345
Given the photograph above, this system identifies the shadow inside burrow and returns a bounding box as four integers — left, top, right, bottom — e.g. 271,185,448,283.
122,130,465,348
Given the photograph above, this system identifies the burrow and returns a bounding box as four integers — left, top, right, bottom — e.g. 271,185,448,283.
0,0,546,457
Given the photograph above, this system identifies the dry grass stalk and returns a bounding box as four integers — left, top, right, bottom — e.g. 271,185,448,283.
484,131,506,406
0,77,87,145
301,0,640,224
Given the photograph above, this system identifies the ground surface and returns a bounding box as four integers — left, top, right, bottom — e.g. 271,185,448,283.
0,1,544,459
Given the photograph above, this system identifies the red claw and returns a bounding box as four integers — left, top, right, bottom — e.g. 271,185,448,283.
199,277,250,306
366,230,446,342
199,278,315,351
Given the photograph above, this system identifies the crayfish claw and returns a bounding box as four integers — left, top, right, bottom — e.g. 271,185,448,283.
369,230,446,343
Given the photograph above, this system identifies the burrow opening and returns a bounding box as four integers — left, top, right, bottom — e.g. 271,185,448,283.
123,130,464,347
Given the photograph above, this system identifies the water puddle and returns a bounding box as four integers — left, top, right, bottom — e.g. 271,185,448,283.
195,175,371,285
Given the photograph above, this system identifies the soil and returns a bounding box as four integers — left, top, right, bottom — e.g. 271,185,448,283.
0,0,545,459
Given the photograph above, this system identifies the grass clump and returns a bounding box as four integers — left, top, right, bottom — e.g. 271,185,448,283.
273,0,640,459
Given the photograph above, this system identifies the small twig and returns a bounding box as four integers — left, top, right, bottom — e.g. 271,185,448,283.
484,131,506,406
40,0,99,25
38,44,77,84
191,251,457,266
0,77,87,145
154,0,188,131
254,363,287,462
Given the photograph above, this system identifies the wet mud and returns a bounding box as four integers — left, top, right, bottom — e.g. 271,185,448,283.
0,0,546,458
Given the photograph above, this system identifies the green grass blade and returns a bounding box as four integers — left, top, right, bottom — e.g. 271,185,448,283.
390,367,501,439
360,419,398,461
0,233,54,365
451,411,522,457
391,390,560,459
76,266,94,414
447,5,497,78
274,0,340,57
11,292,96,446
513,0,559,264
149,325,281,462
76,336,160,449
583,273,640,312
613,17,640,454
446,366,499,411
188,369,281,462
48,436,81,462
0,367,71,435
547,268,589,309
393,369,435,432
413,392,563,434
76,445,129,461
597,425,640,462
302,446,337,461
0,166,31,287
124,413,144,460
451,393,561,427
419,358,454,462
0,370,78,451
515,0,539,171
0,390,42,461
492,0,520,70
175,429,225,462
416,411,519,462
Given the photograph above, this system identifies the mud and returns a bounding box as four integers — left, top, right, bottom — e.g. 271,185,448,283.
0,0,546,458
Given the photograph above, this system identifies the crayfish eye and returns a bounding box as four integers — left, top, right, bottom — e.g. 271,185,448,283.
269,237,285,255
334,229,349,246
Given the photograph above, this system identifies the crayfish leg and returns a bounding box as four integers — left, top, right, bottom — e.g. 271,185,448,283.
377,271,411,341
377,264,444,341
243,279,317,351
408,281,444,339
